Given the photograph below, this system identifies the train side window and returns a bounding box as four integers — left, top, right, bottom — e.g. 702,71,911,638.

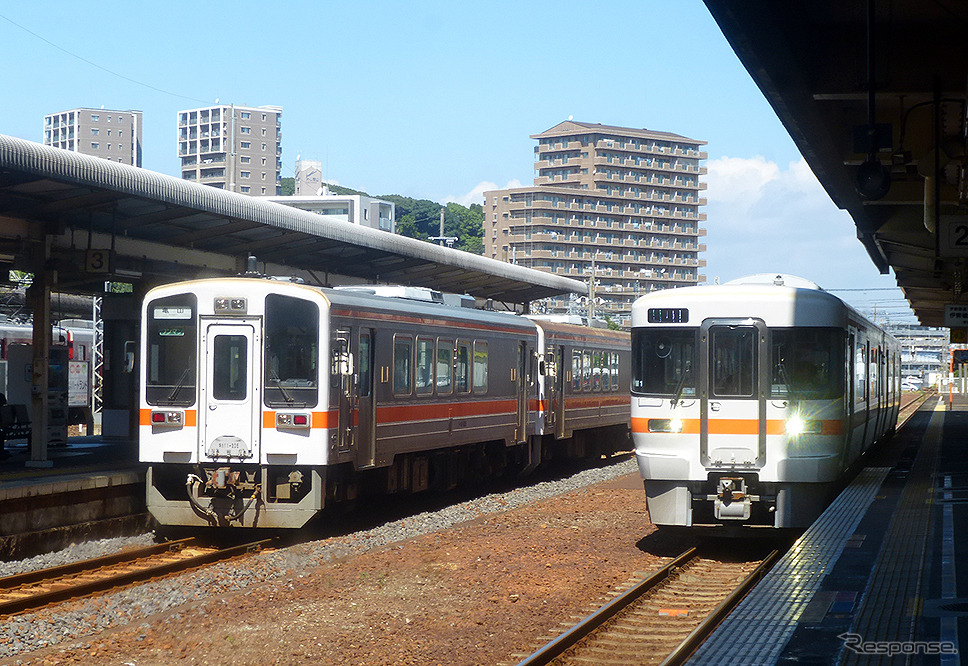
415,336,434,395
436,339,453,394
571,350,582,392
582,351,592,392
456,341,471,393
359,333,371,397
473,341,488,393
592,352,602,391
854,340,866,403
393,335,413,395
610,351,620,391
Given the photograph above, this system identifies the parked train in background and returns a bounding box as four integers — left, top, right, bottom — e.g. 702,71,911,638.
631,274,900,532
0,317,95,437
140,277,630,529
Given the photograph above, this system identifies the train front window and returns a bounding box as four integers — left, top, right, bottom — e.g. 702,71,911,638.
213,335,247,400
264,295,318,408
711,326,755,398
146,294,197,407
631,328,695,396
771,328,844,400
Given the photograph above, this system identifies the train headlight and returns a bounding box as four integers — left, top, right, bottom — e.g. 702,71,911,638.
785,415,822,436
648,418,684,433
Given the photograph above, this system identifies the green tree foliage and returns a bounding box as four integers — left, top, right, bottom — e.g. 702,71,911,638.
380,195,484,255
274,182,485,255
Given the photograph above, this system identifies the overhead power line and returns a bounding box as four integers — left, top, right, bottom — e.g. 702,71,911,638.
0,12,209,104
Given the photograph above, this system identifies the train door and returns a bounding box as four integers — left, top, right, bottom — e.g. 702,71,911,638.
542,344,558,433
515,341,528,443
334,328,355,456
555,346,567,438
699,319,768,468
357,328,376,467
200,321,260,461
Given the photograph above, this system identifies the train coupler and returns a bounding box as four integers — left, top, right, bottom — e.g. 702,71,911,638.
711,477,752,521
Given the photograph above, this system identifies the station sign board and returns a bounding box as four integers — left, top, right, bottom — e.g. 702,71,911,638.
944,304,968,327
939,216,968,257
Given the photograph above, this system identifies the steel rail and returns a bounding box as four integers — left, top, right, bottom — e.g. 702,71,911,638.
514,547,698,666
0,538,274,616
659,548,781,666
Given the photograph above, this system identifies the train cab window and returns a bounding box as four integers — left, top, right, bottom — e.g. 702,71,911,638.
212,335,248,400
264,295,318,408
415,337,434,395
145,294,197,406
436,340,454,394
456,341,471,393
631,328,696,397
473,341,488,393
770,328,843,400
393,335,413,395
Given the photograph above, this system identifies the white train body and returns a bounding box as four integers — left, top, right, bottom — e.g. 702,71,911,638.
631,275,900,530
140,277,630,529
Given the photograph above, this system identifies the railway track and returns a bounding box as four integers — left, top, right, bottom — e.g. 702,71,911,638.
0,538,273,617
515,546,780,666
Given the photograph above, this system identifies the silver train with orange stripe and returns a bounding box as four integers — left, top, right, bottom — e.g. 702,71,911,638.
631,274,900,531
140,277,629,529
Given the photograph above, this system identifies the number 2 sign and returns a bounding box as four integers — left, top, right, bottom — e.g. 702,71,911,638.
940,216,968,257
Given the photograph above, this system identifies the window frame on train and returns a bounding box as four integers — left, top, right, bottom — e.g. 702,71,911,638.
264,294,319,408
145,293,198,407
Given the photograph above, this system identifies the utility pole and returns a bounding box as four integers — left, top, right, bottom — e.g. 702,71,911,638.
429,206,458,248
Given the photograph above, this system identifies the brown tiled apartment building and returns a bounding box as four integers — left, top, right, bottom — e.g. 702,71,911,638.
178,104,282,195
44,108,143,166
484,121,707,326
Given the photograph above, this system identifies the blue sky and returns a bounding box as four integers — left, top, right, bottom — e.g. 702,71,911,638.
0,1,916,323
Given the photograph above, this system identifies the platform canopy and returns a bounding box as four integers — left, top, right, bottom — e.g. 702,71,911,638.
705,1,968,326
0,134,586,305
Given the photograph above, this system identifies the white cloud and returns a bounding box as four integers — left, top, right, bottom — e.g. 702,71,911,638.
444,179,524,207
704,156,867,285
702,155,914,322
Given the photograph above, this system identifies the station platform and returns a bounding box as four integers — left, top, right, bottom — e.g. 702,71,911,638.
0,436,145,558
691,395,965,665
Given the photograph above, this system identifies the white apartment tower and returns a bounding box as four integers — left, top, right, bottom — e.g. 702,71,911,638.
43,108,143,166
484,121,707,326
178,104,282,194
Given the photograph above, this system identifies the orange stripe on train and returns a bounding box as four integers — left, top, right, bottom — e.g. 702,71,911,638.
631,417,844,435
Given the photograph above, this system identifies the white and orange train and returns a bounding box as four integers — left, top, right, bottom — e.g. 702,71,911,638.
631,274,900,531
139,277,629,529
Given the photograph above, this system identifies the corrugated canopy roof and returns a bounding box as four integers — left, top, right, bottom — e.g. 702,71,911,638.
0,135,586,304
704,1,968,326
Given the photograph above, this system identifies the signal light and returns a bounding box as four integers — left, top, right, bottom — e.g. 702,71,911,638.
151,412,165,423
293,414,308,426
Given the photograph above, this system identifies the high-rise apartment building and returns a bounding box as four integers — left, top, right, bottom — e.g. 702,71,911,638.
43,108,143,166
177,104,282,194
484,121,707,326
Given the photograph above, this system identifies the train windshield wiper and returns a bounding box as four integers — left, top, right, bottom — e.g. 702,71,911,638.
670,366,691,408
776,360,799,403
268,369,295,404
168,368,190,401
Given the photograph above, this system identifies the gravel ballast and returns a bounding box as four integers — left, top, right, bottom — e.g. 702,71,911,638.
0,457,651,664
